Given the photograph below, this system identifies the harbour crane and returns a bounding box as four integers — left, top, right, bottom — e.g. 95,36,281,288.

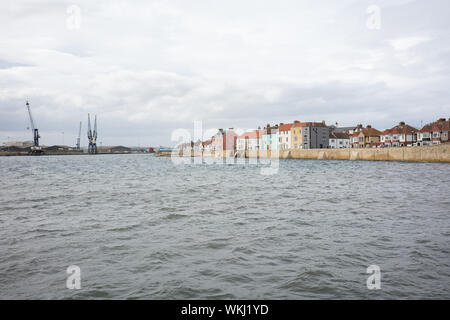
87,113,98,154
76,121,82,150
26,100,43,155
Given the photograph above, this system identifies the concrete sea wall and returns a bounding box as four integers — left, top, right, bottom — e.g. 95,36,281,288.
160,144,450,163
258,144,450,162
252,144,450,162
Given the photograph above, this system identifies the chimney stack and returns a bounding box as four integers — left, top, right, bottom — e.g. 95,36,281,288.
367,125,372,128
399,121,405,126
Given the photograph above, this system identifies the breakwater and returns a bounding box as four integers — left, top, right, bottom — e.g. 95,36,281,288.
0,150,85,156
158,144,450,163
0,150,134,156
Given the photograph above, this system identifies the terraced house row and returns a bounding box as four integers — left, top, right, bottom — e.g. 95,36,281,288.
350,118,450,148
177,118,450,153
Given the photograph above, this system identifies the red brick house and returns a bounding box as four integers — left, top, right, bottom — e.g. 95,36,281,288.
350,124,363,148
381,122,418,147
417,118,450,146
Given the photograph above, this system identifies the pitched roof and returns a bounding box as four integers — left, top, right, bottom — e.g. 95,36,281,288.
279,123,293,131
420,118,450,133
202,139,212,146
419,124,432,133
292,121,327,128
359,126,382,137
431,123,442,132
331,126,355,133
384,122,418,135
329,132,350,139
238,130,263,139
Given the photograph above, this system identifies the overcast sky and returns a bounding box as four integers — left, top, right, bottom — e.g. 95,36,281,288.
0,0,449,147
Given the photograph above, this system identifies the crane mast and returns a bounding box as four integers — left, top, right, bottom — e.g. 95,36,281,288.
93,115,97,142
76,121,82,150
87,113,97,154
26,101,42,155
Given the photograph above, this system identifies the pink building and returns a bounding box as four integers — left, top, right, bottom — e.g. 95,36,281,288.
211,128,238,152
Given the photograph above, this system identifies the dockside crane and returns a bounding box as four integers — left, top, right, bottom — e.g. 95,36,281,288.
76,121,82,150
87,113,98,154
93,115,97,151
26,100,43,155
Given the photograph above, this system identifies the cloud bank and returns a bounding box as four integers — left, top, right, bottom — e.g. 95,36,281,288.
1,0,449,146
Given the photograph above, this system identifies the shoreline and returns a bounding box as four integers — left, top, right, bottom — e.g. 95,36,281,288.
157,144,450,163
0,151,148,157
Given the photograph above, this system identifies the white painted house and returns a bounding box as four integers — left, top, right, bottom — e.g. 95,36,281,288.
237,130,263,151
278,123,293,150
329,132,350,148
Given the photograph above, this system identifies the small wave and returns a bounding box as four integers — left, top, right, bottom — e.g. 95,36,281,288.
219,273,254,284
206,242,229,249
164,213,188,220
106,224,141,232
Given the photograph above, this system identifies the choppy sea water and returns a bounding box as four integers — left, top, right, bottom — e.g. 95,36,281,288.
0,154,449,299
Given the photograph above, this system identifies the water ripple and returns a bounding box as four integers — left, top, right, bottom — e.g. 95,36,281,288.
0,155,449,299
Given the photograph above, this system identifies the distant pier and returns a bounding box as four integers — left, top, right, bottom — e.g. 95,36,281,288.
0,145,143,156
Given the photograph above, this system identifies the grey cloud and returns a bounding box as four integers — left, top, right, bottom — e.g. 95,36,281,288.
0,60,32,69
0,0,449,146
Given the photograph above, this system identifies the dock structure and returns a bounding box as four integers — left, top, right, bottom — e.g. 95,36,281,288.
87,113,97,154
